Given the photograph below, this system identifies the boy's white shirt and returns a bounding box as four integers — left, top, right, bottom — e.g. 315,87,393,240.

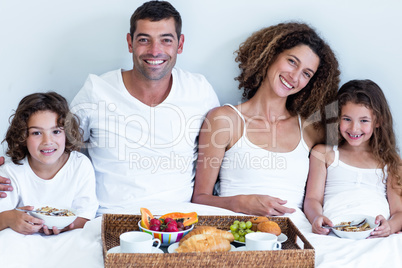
0,151,98,220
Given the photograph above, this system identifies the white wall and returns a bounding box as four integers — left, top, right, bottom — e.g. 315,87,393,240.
1,0,402,154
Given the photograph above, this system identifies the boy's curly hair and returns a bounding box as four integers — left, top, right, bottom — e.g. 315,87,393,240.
235,22,340,122
4,92,83,165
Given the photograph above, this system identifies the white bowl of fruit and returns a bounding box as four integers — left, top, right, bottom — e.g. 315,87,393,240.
138,208,197,246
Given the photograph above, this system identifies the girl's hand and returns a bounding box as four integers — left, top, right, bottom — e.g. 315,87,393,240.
41,222,74,235
6,206,44,235
369,215,391,238
312,215,332,235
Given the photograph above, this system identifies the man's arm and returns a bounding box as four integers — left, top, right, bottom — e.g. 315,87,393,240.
0,157,13,198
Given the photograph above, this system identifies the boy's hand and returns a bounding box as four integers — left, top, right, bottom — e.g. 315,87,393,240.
41,223,74,235
5,206,44,235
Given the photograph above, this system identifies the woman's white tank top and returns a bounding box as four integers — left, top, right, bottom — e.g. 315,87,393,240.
218,104,310,210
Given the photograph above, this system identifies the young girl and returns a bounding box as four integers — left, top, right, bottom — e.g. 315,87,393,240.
304,79,402,237
0,92,98,235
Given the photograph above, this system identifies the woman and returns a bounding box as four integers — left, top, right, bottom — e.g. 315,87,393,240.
192,22,340,216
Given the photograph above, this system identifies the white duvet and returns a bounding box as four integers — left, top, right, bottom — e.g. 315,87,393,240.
289,188,402,268
0,202,401,268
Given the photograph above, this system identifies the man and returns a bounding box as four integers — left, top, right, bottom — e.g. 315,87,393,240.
0,1,219,214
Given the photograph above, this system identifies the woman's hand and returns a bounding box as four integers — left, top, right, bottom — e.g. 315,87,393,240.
236,194,296,216
3,206,44,235
311,215,332,235
369,215,391,238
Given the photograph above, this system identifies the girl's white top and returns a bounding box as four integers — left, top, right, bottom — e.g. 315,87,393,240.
323,145,389,219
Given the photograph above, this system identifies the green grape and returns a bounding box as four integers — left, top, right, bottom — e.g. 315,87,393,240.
230,224,238,232
233,232,240,241
230,219,255,241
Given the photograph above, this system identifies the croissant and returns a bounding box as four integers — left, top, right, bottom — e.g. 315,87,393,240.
175,234,231,253
179,226,234,245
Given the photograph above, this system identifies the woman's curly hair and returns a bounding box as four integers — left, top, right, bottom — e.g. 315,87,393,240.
235,22,340,122
337,80,402,193
3,92,83,165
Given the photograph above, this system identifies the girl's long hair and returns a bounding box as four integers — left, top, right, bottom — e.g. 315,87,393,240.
338,80,401,192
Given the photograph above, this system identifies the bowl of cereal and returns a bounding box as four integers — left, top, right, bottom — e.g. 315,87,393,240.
30,206,77,229
330,214,378,240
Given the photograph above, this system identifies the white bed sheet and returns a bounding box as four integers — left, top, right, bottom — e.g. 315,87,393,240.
1,202,401,268
291,210,402,268
0,217,103,268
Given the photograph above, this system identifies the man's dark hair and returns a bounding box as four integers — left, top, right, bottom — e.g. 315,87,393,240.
130,1,182,40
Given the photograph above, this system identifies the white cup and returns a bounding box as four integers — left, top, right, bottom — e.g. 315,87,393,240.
245,232,281,251
120,231,161,253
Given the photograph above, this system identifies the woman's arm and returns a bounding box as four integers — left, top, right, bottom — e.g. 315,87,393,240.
303,144,333,234
192,107,237,210
192,107,296,216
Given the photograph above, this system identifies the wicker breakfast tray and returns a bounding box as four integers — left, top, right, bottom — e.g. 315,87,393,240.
102,214,314,267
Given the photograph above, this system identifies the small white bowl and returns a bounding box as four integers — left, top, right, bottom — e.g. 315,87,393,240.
30,208,77,229
330,214,378,240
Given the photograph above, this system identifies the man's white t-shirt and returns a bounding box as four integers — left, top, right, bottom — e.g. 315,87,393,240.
0,151,98,220
70,68,219,214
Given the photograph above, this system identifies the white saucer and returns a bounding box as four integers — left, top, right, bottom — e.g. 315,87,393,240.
167,242,236,253
107,246,163,254
233,233,288,244
233,246,281,251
